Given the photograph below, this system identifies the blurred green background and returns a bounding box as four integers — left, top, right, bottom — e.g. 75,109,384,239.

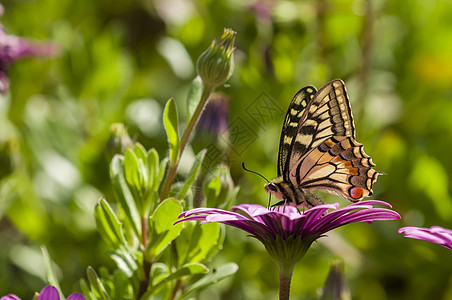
1,0,452,299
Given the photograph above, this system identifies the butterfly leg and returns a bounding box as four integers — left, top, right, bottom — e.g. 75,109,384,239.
267,194,272,209
270,199,288,210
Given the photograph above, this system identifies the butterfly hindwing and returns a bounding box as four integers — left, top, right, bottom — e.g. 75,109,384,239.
289,136,378,202
286,79,355,178
277,86,317,179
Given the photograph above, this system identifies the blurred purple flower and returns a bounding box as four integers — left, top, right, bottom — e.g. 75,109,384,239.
0,4,59,93
398,226,452,250
250,0,272,22
1,285,84,300
197,93,229,137
0,295,21,300
176,200,400,265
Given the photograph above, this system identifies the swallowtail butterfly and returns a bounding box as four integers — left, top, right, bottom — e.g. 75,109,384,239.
265,79,379,208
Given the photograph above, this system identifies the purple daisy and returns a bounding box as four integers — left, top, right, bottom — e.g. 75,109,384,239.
0,4,59,93
1,285,84,300
398,226,452,250
176,200,400,299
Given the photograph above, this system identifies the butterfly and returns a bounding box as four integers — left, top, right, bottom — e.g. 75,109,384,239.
264,79,379,208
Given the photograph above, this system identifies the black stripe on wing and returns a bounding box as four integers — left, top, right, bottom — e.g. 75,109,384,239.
287,79,356,174
277,86,317,180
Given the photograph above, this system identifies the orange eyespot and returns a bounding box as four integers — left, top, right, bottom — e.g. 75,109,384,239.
349,187,364,199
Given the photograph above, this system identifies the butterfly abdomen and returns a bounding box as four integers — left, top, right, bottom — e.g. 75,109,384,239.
266,178,323,208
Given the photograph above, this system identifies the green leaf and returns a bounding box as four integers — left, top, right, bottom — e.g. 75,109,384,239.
95,198,127,248
186,76,203,119
123,149,140,186
110,155,141,237
186,222,220,263
169,181,184,198
142,263,170,299
163,98,180,165
87,266,110,300
124,149,149,212
41,246,63,297
108,250,138,278
147,148,159,191
133,143,147,161
157,157,169,194
205,175,221,208
177,149,206,201
135,250,145,280
150,262,169,287
145,149,161,213
80,279,96,300
154,263,208,290
146,198,184,260
204,224,226,262
214,166,239,209
180,263,239,298
175,221,196,266
111,271,134,300
175,222,223,266
221,186,240,210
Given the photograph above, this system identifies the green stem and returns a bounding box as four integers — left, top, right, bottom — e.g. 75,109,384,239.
138,260,152,299
160,160,178,201
141,217,148,247
169,279,183,300
160,83,215,200
278,263,294,300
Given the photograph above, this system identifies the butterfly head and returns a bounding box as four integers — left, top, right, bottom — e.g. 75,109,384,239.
264,181,285,199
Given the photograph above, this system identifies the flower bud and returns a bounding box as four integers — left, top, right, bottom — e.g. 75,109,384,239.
196,28,236,87
106,123,133,159
321,261,351,300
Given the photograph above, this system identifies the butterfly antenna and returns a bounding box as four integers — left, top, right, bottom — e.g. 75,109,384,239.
241,162,270,183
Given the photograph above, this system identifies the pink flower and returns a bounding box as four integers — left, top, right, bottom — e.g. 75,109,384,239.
176,201,400,299
398,226,452,250
1,285,84,300
176,201,401,266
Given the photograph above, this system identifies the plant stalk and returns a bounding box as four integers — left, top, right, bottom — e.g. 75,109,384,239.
138,260,152,299
170,278,183,300
278,263,294,300
160,83,215,200
141,217,148,247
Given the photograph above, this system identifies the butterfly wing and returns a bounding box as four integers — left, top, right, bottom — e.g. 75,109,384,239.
289,136,378,201
277,86,317,179
286,79,355,177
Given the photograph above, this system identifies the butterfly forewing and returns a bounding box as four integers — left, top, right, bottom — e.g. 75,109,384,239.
286,79,355,176
277,86,317,179
289,136,378,202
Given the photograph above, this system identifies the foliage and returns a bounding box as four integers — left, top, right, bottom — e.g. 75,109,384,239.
1,0,452,299
77,30,239,298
